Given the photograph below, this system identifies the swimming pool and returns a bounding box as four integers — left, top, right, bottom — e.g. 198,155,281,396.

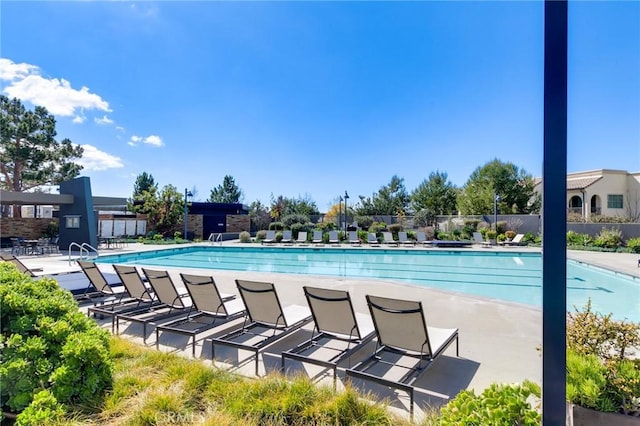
96,246,639,321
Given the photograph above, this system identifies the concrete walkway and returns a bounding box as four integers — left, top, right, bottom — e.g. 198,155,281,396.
9,243,640,420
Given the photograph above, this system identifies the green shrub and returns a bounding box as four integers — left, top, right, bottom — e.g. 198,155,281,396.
0,263,113,419
388,223,403,234
497,233,506,242
438,380,541,425
268,222,284,231
626,237,640,253
477,221,490,232
486,230,497,240
43,221,59,239
256,230,267,241
290,222,315,238
567,299,640,362
15,390,65,426
496,220,507,234
368,221,387,233
317,222,336,231
239,231,251,243
354,215,374,229
566,350,617,412
153,233,163,241
173,231,182,240
593,227,623,249
281,214,309,229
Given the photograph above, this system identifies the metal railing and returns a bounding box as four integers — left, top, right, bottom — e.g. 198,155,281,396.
68,242,99,265
208,233,222,245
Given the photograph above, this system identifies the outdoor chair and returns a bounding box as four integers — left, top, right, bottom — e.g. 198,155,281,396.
0,253,40,276
415,231,430,246
281,286,375,388
262,230,276,245
328,230,340,246
77,260,128,301
367,233,380,246
382,232,398,247
472,232,492,247
348,231,361,246
295,231,308,245
398,231,414,247
346,295,459,420
88,264,159,332
115,268,192,343
281,230,293,245
211,279,312,375
499,233,525,246
154,273,245,356
311,231,324,245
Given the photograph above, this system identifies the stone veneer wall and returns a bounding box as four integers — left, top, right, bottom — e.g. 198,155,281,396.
187,215,203,239
0,218,59,239
226,215,250,233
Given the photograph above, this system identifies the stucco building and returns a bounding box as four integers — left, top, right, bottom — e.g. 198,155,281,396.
535,169,640,220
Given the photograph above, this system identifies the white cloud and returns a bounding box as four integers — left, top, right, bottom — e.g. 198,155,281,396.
128,134,164,147
0,58,110,117
72,115,86,124
77,144,124,171
0,58,38,80
116,126,125,132
94,115,114,125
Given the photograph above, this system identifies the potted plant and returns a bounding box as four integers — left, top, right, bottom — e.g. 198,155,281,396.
505,230,517,241
486,230,497,244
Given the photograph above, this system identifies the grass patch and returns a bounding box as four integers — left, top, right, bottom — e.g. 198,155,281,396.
57,336,417,425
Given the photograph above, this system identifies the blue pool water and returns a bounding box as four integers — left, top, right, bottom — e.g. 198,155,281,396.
96,246,639,321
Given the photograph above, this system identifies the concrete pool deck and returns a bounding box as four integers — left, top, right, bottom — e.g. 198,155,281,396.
8,243,640,419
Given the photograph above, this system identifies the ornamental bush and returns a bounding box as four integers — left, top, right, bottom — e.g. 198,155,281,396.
0,263,113,422
239,231,251,243
626,237,640,253
438,380,541,425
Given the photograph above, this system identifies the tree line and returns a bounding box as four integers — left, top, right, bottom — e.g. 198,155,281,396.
1,95,540,229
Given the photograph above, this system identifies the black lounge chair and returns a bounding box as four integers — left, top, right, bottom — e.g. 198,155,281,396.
346,295,459,419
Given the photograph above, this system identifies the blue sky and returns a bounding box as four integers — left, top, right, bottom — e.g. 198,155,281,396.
1,1,638,210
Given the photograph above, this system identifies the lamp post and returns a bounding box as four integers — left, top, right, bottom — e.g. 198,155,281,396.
493,193,501,231
338,196,343,229
344,191,349,233
184,188,193,239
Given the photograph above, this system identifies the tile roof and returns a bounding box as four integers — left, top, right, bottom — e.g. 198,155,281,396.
567,176,602,190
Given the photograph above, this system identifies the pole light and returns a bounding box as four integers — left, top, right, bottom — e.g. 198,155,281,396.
344,191,349,234
339,196,343,229
494,193,501,231
184,188,193,239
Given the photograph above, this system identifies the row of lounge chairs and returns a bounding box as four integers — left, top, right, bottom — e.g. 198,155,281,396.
262,230,437,247
75,261,458,418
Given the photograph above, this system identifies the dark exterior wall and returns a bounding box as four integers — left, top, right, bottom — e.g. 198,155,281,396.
58,177,98,250
226,215,250,232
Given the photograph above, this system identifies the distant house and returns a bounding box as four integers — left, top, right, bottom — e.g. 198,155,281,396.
534,169,640,220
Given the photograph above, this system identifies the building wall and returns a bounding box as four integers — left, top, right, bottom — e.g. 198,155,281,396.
187,215,204,240
0,218,58,239
227,215,250,233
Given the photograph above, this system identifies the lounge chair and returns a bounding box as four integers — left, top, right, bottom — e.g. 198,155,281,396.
311,230,324,245
415,231,430,247
328,230,340,246
77,260,128,301
262,230,276,245
500,233,525,246
367,233,380,246
382,232,398,247
346,295,459,419
281,230,293,245
211,279,312,375
88,264,159,331
0,253,41,276
295,231,308,245
348,231,361,246
154,273,245,356
115,268,192,343
473,232,492,248
398,231,414,247
281,286,375,388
